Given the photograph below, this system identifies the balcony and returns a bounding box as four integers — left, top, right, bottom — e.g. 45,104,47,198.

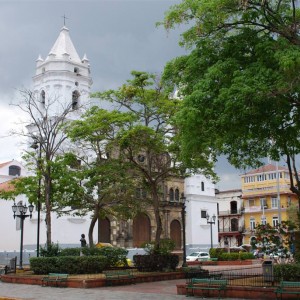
218,209,243,216
244,206,261,213
218,226,244,233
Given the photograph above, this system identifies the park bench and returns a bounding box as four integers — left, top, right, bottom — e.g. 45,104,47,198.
42,273,68,287
186,278,228,299
103,269,136,286
275,280,300,300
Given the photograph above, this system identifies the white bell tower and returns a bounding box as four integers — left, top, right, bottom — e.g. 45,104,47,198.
32,26,93,117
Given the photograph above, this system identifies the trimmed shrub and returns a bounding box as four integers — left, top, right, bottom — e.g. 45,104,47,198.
209,248,254,261
39,243,61,257
209,248,224,259
59,247,81,256
98,247,128,267
142,239,176,255
274,264,300,281
133,254,179,272
219,252,254,261
46,246,128,267
30,257,60,274
30,255,108,275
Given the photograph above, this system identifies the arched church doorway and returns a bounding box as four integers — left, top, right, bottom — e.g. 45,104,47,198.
170,219,181,250
132,213,151,247
98,217,111,243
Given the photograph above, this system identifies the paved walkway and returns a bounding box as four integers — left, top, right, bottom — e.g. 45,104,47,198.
0,264,261,300
0,279,187,300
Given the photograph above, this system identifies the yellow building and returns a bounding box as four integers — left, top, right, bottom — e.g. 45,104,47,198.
241,164,298,245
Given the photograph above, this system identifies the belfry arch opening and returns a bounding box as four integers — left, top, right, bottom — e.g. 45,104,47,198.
72,90,80,110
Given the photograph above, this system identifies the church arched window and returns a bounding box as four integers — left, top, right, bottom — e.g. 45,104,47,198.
72,90,80,110
169,188,174,202
40,90,45,106
9,165,21,176
201,181,205,191
175,188,179,202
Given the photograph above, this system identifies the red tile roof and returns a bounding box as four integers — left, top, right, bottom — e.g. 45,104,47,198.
0,180,15,192
242,164,288,176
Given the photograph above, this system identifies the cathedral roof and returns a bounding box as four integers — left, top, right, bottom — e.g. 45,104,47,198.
46,26,81,63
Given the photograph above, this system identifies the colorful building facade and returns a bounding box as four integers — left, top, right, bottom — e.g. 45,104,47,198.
241,164,298,245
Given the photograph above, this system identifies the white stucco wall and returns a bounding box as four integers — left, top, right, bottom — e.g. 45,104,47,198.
184,174,218,252
0,197,97,251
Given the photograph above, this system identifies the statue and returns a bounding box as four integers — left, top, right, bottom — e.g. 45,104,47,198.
80,234,87,247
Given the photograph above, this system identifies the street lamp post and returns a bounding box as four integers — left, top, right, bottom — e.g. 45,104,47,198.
12,202,34,269
206,214,216,250
180,194,187,268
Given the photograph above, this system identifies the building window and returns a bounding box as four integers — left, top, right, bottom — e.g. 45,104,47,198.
271,197,278,208
250,218,256,230
169,188,174,202
248,199,255,207
201,210,207,219
175,188,179,202
9,165,21,176
201,181,205,191
260,198,267,209
261,216,267,225
273,217,279,227
74,67,79,74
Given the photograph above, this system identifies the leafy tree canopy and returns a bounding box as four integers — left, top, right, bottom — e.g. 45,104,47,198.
161,1,300,195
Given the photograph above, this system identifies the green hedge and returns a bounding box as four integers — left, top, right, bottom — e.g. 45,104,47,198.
133,254,179,272
30,255,108,275
274,264,300,281
41,246,128,268
219,252,254,261
209,248,254,261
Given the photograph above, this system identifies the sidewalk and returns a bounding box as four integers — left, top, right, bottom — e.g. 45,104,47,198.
0,279,246,300
0,279,185,300
0,264,261,299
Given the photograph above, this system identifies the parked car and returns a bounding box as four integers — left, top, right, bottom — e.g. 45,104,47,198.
229,246,248,253
186,252,210,262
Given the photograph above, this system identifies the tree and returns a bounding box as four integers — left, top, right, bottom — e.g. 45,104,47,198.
161,1,300,47
7,90,81,247
161,1,300,205
93,71,189,250
253,221,297,256
67,107,143,246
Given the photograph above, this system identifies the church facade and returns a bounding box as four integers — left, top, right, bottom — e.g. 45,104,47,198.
0,25,218,255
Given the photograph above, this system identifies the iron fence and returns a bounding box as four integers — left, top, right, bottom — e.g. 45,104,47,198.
185,268,300,288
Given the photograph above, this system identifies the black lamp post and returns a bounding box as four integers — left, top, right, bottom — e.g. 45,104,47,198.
180,194,187,268
12,202,34,269
206,213,216,250
31,140,42,257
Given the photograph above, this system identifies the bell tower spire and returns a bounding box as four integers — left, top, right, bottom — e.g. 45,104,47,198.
32,25,93,117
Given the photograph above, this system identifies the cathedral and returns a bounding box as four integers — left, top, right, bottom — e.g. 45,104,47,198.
30,25,188,250
0,25,218,255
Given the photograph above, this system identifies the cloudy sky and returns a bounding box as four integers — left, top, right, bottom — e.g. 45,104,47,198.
0,0,242,190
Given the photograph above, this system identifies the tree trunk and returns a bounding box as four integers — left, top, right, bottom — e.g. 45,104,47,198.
151,184,162,251
44,170,52,248
88,204,99,247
